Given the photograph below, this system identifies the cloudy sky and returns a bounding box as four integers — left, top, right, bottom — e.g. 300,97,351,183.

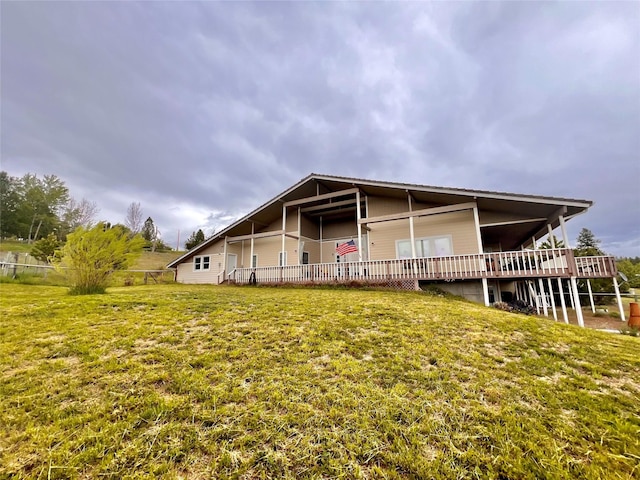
2,1,639,256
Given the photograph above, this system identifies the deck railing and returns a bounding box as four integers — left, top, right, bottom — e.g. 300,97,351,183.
228,248,617,285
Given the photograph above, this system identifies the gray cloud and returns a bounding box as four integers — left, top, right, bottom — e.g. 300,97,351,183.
2,1,638,255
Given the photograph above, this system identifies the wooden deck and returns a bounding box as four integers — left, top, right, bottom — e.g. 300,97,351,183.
229,249,617,285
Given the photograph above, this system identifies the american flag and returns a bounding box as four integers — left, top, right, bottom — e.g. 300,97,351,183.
336,239,358,256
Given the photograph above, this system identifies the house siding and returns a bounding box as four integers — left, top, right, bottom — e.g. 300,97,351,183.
368,210,479,260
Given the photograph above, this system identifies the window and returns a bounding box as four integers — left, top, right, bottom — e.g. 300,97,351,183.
252,254,258,268
194,255,210,271
396,235,453,259
279,251,287,266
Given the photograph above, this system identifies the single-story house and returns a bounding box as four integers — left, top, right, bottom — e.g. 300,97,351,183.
168,173,624,327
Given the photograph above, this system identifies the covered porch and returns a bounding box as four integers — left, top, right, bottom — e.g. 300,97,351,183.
227,248,623,328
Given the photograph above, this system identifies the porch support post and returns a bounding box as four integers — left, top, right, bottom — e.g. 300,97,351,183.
319,216,323,264
569,277,585,327
250,223,255,269
547,224,555,247
297,207,302,265
613,277,626,322
281,205,287,266
529,281,541,315
538,278,549,316
557,279,569,324
559,215,570,248
567,280,576,310
222,237,228,283
356,190,363,262
547,278,558,321
482,278,490,307
472,205,489,305
407,193,417,275
586,279,595,313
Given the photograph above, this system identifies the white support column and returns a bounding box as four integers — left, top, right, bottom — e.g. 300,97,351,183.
250,223,255,269
297,207,302,265
586,279,595,314
356,190,363,262
547,278,558,321
557,279,569,324
529,281,541,315
222,237,228,282
559,215,570,248
613,277,626,322
482,278,490,306
473,206,484,253
547,224,555,247
474,206,489,306
567,279,576,310
538,278,549,316
319,216,323,264
281,205,287,266
569,277,585,327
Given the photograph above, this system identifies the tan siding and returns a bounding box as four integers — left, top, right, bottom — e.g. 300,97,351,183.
322,220,357,240
367,195,443,218
367,196,409,217
300,236,321,264
368,210,479,260
369,219,410,260
300,215,319,239
176,239,225,283
413,210,479,255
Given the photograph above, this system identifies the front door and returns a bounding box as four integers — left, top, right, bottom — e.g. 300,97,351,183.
227,254,237,277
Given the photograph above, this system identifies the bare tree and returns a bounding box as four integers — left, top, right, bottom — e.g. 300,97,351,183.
124,202,143,234
62,198,99,234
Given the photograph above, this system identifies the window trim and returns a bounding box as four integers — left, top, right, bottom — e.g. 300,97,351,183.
395,235,453,259
194,255,211,271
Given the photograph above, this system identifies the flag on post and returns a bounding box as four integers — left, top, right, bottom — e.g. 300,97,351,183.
336,239,358,256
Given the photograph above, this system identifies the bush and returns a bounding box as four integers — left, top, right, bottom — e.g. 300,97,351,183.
53,223,145,294
493,300,537,315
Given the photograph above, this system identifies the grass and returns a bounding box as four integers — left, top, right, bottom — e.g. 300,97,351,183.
0,284,638,479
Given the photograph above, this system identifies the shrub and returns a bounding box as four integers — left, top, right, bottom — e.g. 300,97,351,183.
53,223,145,294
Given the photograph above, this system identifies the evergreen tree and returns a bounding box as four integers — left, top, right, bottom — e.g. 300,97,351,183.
141,217,156,242
574,228,605,256
538,234,565,249
30,233,60,262
185,229,205,249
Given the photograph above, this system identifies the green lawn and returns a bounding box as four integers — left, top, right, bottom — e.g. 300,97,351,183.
1,284,638,479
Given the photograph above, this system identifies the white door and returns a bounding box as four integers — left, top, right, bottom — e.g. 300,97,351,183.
227,254,237,274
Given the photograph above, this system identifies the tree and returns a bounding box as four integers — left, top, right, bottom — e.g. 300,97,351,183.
60,198,99,238
53,222,145,294
124,202,143,234
20,174,70,242
0,172,21,238
574,228,605,257
538,234,565,249
30,233,60,263
141,217,156,242
185,229,205,249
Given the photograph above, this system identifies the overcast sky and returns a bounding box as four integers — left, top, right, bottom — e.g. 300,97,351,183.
2,1,639,256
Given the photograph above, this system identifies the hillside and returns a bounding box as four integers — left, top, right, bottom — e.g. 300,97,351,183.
0,284,638,479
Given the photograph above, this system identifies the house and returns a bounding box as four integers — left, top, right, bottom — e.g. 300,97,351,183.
167,173,624,327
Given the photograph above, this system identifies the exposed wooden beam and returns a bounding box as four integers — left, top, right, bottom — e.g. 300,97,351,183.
300,199,356,213
360,202,477,225
480,217,547,228
227,230,285,242
283,188,359,207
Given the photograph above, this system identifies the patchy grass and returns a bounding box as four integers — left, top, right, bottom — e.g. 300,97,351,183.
1,284,638,479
